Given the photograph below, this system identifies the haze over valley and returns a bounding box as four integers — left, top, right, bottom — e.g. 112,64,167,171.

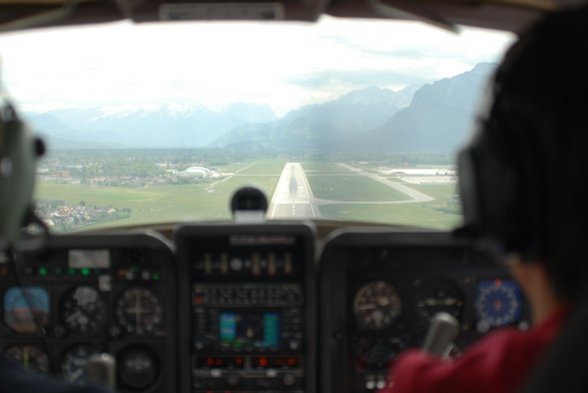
24,63,494,156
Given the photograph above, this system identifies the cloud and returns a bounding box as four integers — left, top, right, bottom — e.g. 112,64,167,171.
0,17,514,116
288,69,430,89
321,34,437,60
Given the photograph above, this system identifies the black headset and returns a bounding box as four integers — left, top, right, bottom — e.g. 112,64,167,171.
0,100,45,250
456,58,547,261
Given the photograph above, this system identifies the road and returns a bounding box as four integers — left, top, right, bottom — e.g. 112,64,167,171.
337,163,434,203
268,163,319,218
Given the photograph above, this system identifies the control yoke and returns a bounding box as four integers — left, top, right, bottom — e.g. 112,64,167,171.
422,312,460,358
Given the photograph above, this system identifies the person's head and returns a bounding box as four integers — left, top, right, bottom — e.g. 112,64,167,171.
458,5,588,303
0,91,43,250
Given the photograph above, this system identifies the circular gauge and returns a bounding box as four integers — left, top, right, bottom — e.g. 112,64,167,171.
416,281,464,321
4,345,50,374
353,281,402,330
61,345,100,384
118,347,158,390
475,279,523,331
61,286,106,335
355,338,406,371
115,288,163,335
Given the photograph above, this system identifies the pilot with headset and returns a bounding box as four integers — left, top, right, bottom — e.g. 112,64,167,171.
382,5,588,393
1,84,109,391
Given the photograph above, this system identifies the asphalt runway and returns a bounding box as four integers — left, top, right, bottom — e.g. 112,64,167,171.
268,162,435,219
268,163,319,218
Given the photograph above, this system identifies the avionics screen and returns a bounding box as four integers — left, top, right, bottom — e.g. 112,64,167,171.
219,312,280,349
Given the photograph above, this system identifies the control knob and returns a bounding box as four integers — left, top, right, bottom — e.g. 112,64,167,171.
226,373,240,387
283,373,296,386
289,339,301,350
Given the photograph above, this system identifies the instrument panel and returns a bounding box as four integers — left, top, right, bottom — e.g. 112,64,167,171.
0,224,530,393
176,223,316,393
0,233,177,392
319,229,529,393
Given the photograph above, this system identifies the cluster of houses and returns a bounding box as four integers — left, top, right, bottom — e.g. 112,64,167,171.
33,161,232,230
35,200,132,231
37,164,227,188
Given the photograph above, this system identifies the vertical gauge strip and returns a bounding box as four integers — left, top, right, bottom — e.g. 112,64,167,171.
115,287,163,335
4,344,50,375
61,286,106,335
353,281,402,330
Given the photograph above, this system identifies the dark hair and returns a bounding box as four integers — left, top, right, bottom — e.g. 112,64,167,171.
497,5,588,300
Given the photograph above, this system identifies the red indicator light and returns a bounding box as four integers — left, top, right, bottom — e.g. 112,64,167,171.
494,279,503,286
206,357,214,366
235,357,244,366
259,357,268,367
287,357,298,367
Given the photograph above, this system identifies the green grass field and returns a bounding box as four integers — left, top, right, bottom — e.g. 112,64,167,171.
36,159,461,231
36,160,284,229
233,160,288,175
410,183,458,202
306,175,409,202
317,183,461,229
299,161,350,174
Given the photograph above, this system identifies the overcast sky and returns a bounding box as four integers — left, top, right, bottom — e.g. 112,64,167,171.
0,17,515,116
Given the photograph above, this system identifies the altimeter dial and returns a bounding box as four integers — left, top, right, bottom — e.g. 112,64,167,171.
61,286,106,335
354,281,402,330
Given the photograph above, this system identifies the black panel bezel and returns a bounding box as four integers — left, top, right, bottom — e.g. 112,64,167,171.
175,221,316,393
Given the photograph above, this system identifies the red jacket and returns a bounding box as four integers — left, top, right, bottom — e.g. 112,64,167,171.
382,307,567,393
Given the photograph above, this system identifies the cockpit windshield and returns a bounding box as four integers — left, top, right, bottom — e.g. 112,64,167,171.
0,17,514,231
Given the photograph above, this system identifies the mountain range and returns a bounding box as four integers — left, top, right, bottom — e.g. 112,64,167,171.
24,63,495,154
213,85,419,152
216,63,494,154
24,103,277,149
357,62,495,153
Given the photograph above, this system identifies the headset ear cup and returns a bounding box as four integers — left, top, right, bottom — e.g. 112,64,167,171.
457,147,482,231
0,106,39,249
457,116,522,251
